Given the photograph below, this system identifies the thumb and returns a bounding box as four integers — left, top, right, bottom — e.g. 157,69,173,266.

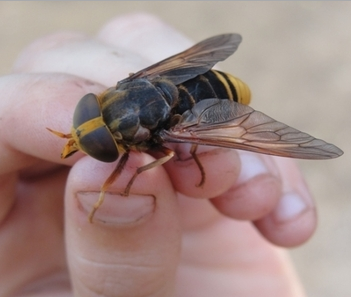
64,153,181,297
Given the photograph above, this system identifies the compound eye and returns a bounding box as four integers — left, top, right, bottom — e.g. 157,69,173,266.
79,126,119,162
73,93,119,162
73,93,101,128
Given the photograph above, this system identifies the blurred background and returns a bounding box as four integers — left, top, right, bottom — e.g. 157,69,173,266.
0,2,350,296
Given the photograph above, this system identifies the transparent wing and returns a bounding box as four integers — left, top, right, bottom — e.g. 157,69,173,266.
160,99,343,159
118,34,242,85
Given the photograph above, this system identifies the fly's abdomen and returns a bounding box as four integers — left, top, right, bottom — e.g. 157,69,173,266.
176,70,251,114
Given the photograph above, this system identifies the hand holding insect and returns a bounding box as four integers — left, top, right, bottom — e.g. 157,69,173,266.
0,12,337,297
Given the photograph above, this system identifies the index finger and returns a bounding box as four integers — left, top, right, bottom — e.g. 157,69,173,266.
0,73,104,174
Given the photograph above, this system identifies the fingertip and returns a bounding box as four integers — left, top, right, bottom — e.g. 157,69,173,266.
64,153,181,295
11,30,144,86
253,157,317,247
65,153,178,225
210,152,282,220
212,174,282,220
13,32,87,73
98,12,169,39
254,192,317,247
164,146,241,199
97,12,192,61
0,74,104,169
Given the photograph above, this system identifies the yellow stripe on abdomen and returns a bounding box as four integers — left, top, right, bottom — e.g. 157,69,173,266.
212,70,251,105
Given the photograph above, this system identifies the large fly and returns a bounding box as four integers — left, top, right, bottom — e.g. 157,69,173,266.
48,34,343,222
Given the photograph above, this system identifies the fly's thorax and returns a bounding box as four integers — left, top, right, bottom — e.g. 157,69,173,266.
99,79,175,144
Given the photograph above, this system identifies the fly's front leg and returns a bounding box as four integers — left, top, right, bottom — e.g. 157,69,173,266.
190,144,206,187
122,146,175,196
88,152,129,223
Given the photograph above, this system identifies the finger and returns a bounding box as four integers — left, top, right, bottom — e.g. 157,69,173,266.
0,73,104,174
0,167,68,296
254,158,317,247
13,14,192,86
163,145,241,199
0,74,103,232
0,173,17,223
210,151,282,220
65,153,181,296
175,196,306,297
13,32,147,86
97,13,193,62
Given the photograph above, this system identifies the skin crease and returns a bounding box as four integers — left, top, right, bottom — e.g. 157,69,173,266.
0,13,318,297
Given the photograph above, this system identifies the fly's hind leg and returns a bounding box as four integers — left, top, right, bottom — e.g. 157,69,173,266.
122,146,175,197
190,144,206,187
88,152,129,223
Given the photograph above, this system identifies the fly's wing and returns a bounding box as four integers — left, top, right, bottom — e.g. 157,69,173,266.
160,99,343,159
119,34,242,85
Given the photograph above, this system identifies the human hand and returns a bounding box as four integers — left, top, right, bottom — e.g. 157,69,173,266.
0,13,315,297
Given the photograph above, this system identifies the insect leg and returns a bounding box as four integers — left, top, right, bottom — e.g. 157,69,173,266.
46,127,71,139
189,144,206,187
88,152,130,223
121,147,175,196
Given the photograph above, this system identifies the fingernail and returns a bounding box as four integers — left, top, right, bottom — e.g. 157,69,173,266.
237,152,269,184
272,192,308,223
77,192,155,225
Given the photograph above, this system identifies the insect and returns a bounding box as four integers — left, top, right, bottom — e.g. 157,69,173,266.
48,34,343,222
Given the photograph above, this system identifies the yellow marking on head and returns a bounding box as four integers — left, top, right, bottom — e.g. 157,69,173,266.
73,117,106,139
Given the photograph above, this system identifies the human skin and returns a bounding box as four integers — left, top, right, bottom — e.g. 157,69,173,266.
0,13,316,297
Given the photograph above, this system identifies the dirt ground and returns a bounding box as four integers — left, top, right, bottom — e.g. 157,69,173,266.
0,2,350,296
